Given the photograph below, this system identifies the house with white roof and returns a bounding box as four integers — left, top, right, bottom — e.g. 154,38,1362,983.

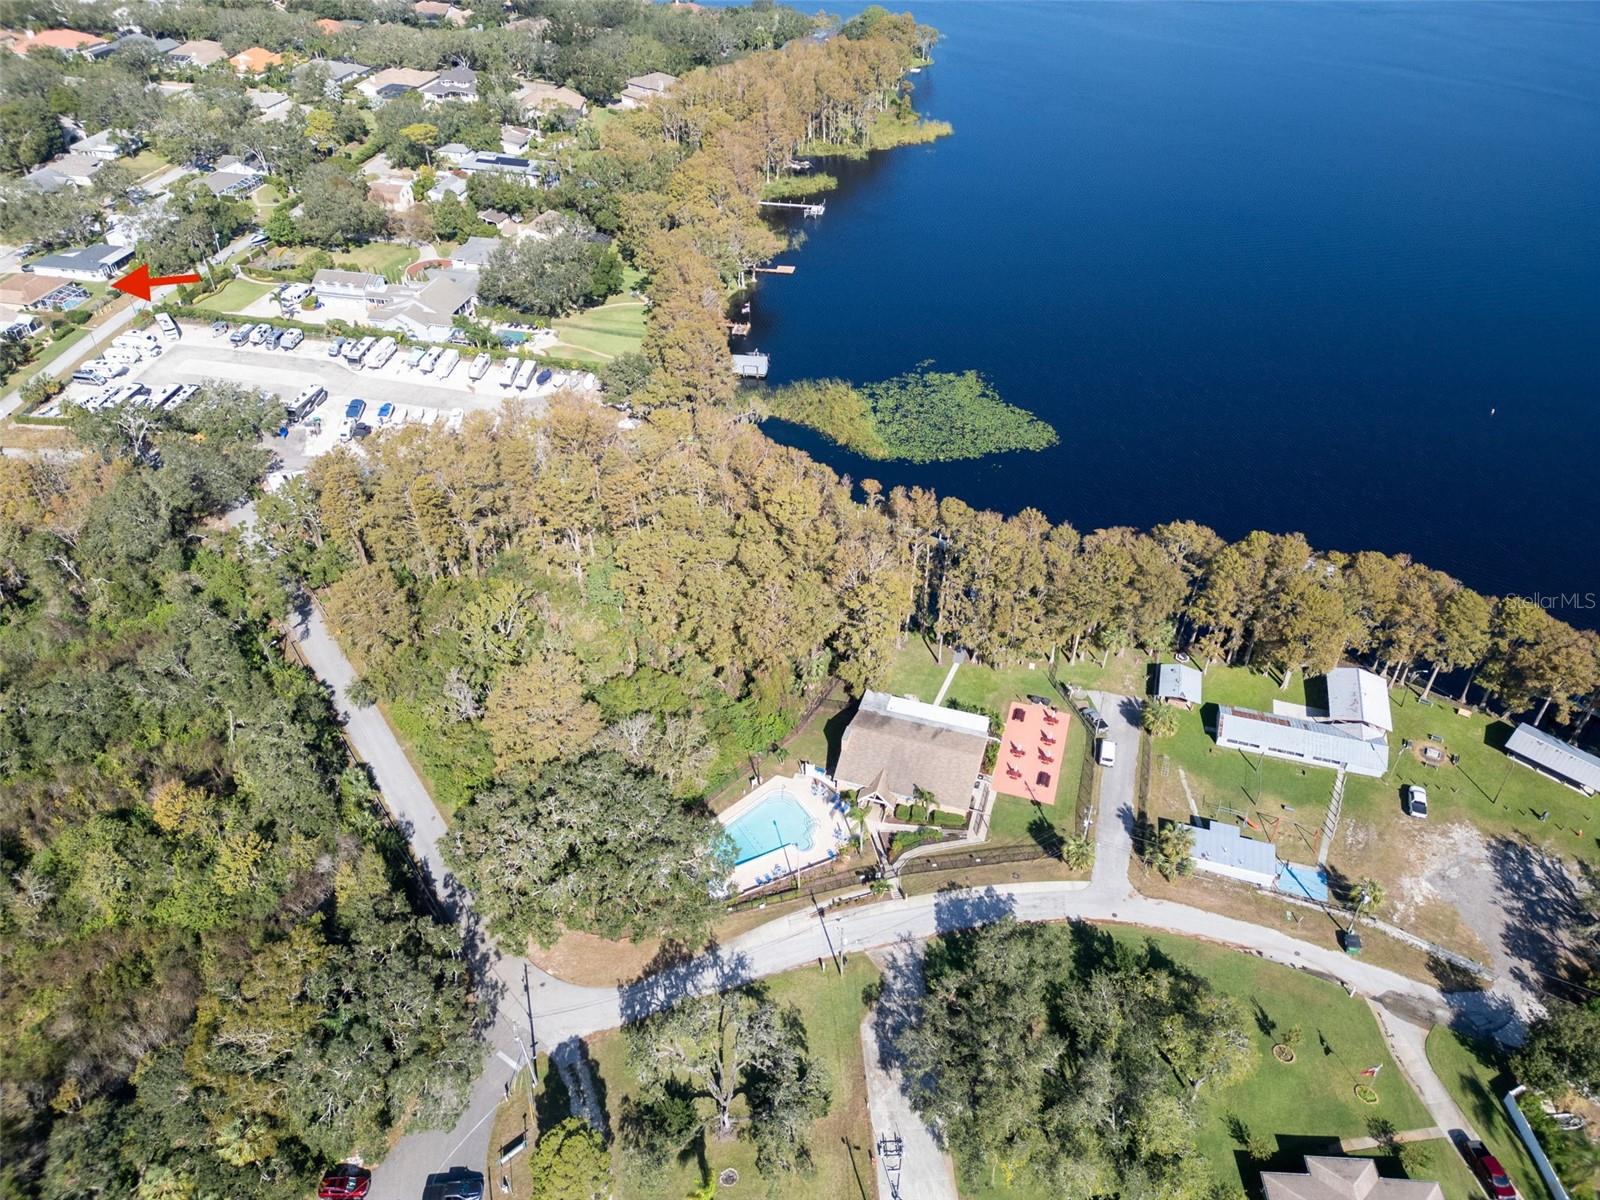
1155,662,1204,709
1322,666,1393,742
1504,724,1600,796
1214,705,1389,778
72,129,141,161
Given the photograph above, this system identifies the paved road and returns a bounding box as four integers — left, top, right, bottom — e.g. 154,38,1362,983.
285,617,1506,1194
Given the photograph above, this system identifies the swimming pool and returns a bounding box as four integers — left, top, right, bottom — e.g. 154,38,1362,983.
724,790,816,865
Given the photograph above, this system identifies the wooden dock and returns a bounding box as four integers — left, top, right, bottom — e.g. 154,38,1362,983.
726,321,751,336
731,352,769,379
758,199,826,218
753,264,795,275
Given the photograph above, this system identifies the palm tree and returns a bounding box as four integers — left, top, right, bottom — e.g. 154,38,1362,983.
1352,876,1386,926
1060,834,1094,872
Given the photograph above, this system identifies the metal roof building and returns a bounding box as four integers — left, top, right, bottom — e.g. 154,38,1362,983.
1504,724,1600,796
1187,817,1277,888
1323,666,1393,740
1156,662,1204,708
1215,705,1389,778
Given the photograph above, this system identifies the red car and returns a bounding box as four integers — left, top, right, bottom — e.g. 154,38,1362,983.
317,1165,371,1200
1465,1140,1517,1200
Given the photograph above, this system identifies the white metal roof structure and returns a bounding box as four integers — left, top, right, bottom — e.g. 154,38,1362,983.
1215,705,1389,778
1323,666,1393,739
1504,724,1600,795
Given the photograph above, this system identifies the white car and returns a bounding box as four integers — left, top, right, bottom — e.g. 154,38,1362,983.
1403,785,1429,819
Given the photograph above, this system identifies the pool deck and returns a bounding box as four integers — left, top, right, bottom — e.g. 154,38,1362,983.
719,772,852,893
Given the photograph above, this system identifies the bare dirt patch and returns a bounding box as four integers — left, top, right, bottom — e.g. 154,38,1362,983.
524,928,663,987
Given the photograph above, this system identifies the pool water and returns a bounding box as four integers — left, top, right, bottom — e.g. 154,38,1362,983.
725,791,816,865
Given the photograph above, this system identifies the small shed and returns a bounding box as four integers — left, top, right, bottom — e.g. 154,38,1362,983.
1156,662,1204,709
1187,817,1277,889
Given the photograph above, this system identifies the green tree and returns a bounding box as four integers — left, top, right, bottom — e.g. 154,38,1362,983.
1142,699,1181,738
1148,823,1195,880
529,1118,611,1200
445,754,732,946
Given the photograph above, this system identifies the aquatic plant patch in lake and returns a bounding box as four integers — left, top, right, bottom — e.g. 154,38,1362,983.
765,364,1058,463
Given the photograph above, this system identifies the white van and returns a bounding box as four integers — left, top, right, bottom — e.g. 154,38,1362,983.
1095,738,1117,768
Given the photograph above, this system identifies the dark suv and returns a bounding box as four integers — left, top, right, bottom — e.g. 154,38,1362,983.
422,1168,484,1200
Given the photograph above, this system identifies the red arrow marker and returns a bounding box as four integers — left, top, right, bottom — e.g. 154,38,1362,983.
110,263,204,301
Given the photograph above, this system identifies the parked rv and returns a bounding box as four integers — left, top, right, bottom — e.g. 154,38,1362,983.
435,348,460,379
467,353,491,381
367,337,397,369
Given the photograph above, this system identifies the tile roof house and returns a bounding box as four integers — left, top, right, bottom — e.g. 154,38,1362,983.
166,39,227,67
315,18,349,35
14,29,108,57
515,79,588,118
833,691,992,813
231,47,284,74
0,273,71,308
356,67,437,103
499,124,533,154
25,243,134,281
1262,1156,1443,1200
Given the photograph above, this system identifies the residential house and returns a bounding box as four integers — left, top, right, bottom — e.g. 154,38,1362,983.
231,47,284,75
514,80,588,120
291,58,370,97
505,16,551,35
13,29,108,58
0,306,41,339
413,1,469,26
366,270,477,341
1154,662,1204,709
1503,724,1600,796
499,124,533,154
166,38,227,67
441,147,540,179
1262,1156,1443,1200
247,89,293,120
420,65,477,105
368,178,416,215
356,67,437,104
25,243,134,281
832,691,992,815
618,71,678,108
449,236,500,270
71,129,141,161
23,153,104,192
426,173,468,202
85,33,177,60
202,155,264,197
312,268,387,300
0,273,72,309
314,18,350,35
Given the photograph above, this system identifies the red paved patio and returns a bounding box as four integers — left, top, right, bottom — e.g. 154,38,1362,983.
994,698,1067,806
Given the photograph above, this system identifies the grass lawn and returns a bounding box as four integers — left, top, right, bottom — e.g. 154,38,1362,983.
1425,1027,1558,1200
251,181,286,220
337,241,417,279
882,640,1150,713
551,295,645,361
587,957,879,1200
7,327,88,393
123,148,168,180
206,278,275,314
962,928,1437,1199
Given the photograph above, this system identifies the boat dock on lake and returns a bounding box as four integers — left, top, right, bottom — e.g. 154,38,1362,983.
759,199,826,218
732,352,770,379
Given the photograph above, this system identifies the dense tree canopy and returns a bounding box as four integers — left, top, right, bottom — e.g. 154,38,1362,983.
0,390,476,1200
903,920,1253,1196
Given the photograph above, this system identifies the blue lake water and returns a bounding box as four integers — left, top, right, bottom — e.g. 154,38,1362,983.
743,2,1600,624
